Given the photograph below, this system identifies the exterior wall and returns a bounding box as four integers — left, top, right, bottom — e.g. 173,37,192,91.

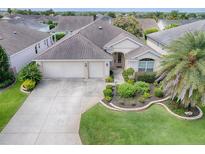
146,39,167,55
125,51,161,72
9,36,55,73
109,39,140,54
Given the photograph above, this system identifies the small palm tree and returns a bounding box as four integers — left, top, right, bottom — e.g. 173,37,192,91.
158,31,205,108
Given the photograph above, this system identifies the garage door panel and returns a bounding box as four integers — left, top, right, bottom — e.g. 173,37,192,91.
42,61,85,78
89,62,105,78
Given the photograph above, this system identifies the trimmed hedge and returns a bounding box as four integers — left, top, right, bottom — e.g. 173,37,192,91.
103,88,113,97
135,72,156,83
105,76,113,83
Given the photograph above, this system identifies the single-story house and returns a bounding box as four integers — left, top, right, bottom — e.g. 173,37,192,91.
1,14,51,32
157,19,199,30
136,18,159,31
52,16,94,33
147,20,205,54
35,16,161,79
0,21,55,73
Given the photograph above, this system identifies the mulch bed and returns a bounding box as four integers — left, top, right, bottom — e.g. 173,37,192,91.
105,84,166,109
163,100,200,117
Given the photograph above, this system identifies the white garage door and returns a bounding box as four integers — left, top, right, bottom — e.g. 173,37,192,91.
42,61,85,78
89,62,105,78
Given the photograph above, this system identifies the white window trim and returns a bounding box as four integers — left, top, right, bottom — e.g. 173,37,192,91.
138,60,154,72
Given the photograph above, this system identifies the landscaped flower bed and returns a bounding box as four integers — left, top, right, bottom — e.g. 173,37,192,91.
164,100,201,118
103,83,165,108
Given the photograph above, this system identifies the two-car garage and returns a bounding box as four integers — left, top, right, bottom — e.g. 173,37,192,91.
37,60,110,79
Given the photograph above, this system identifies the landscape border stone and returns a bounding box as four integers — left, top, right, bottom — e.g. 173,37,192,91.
100,96,203,120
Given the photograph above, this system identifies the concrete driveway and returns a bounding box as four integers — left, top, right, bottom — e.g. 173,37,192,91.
0,79,105,145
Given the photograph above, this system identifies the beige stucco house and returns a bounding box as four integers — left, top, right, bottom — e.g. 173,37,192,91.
35,16,162,79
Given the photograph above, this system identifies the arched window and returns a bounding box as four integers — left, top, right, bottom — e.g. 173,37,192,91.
138,58,154,72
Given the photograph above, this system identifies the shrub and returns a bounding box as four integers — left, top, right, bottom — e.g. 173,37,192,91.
135,72,156,83
54,32,65,41
105,96,112,102
134,81,150,94
105,76,113,83
138,96,146,103
127,79,135,85
49,24,55,30
18,62,42,83
106,85,113,90
22,79,36,91
143,92,151,99
154,87,164,98
117,83,136,98
122,68,135,82
126,67,135,76
103,88,113,97
0,45,15,88
144,28,159,35
122,70,129,82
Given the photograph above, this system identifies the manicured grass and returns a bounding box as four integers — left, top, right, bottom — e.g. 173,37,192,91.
80,103,205,144
0,81,28,131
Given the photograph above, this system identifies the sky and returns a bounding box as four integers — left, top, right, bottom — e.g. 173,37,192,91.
1,8,205,12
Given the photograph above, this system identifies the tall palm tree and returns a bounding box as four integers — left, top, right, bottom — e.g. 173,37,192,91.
158,31,205,108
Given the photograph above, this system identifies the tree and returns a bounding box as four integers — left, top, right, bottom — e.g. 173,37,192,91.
7,8,12,15
107,12,116,18
0,46,14,88
158,32,205,108
113,16,143,37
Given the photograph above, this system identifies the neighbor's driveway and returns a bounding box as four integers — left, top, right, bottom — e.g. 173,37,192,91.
0,79,105,145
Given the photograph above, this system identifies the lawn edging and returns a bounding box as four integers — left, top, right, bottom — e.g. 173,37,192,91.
100,96,203,120
156,103,203,120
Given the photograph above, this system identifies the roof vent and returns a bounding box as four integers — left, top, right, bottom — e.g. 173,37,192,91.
13,31,17,34
98,26,102,30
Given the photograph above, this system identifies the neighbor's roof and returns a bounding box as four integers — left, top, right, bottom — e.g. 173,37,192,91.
136,18,159,31
147,20,205,46
36,33,112,60
53,16,94,32
0,21,50,56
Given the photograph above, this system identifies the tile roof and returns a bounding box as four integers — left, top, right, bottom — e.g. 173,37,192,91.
147,20,205,46
136,18,159,31
0,21,50,56
53,16,94,32
36,32,112,60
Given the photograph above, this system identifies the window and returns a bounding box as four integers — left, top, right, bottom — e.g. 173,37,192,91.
138,58,154,72
35,45,38,54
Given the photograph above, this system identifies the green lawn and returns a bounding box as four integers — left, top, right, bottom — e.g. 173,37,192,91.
0,81,28,131
79,103,205,145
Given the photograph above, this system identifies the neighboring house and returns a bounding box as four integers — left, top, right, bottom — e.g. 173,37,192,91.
157,19,199,30
0,21,55,73
136,18,159,31
52,16,94,33
1,14,50,32
147,20,205,54
35,16,161,79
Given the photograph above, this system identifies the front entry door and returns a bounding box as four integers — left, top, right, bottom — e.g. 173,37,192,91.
113,53,124,68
